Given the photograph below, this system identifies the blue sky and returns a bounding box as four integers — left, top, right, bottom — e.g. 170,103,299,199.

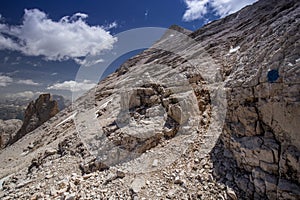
0,0,257,100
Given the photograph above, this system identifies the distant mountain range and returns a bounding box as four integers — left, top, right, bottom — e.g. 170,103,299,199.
0,94,70,120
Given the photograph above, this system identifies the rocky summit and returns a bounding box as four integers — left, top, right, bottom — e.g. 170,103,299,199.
5,93,60,147
0,0,299,199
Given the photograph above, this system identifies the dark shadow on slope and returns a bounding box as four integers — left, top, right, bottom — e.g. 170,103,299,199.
210,137,261,200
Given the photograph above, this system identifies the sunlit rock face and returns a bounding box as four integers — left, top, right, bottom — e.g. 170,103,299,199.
206,0,300,199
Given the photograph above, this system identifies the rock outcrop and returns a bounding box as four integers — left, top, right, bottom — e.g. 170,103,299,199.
0,119,22,149
7,94,59,146
0,0,299,199
202,0,300,199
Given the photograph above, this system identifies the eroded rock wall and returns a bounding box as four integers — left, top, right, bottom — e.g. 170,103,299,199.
215,0,300,199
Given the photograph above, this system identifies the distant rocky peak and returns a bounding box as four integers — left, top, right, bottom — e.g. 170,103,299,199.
7,93,59,146
168,24,192,35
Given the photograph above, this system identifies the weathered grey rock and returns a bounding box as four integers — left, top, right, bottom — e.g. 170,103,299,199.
131,177,145,193
218,0,300,198
7,94,59,146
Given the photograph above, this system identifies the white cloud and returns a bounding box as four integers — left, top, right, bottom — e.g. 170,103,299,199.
47,80,96,92
0,75,13,86
74,58,104,67
0,9,117,61
182,0,257,21
0,32,20,50
6,91,39,99
17,79,39,86
0,75,39,86
102,21,118,30
211,0,258,17
182,0,210,22
71,13,88,20
145,10,149,19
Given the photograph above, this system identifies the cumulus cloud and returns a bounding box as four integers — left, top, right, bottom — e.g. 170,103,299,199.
0,32,20,50
0,9,117,61
182,0,257,21
17,79,39,86
182,0,210,22
0,75,13,86
47,80,96,92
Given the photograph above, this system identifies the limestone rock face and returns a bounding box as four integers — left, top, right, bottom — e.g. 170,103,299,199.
205,0,300,199
7,94,59,145
0,119,22,149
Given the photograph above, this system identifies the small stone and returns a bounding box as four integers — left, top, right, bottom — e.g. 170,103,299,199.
44,148,57,156
152,159,159,167
131,177,145,193
227,186,237,200
133,196,139,200
69,182,76,191
208,174,214,182
45,174,53,179
16,180,33,189
116,170,125,178
174,176,184,185
57,180,69,191
65,193,76,200
167,189,176,198
226,173,233,181
218,194,226,200
71,173,78,177
50,187,57,196
83,173,93,180
28,144,34,149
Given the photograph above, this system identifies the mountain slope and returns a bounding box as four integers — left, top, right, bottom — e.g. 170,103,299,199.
0,0,299,199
